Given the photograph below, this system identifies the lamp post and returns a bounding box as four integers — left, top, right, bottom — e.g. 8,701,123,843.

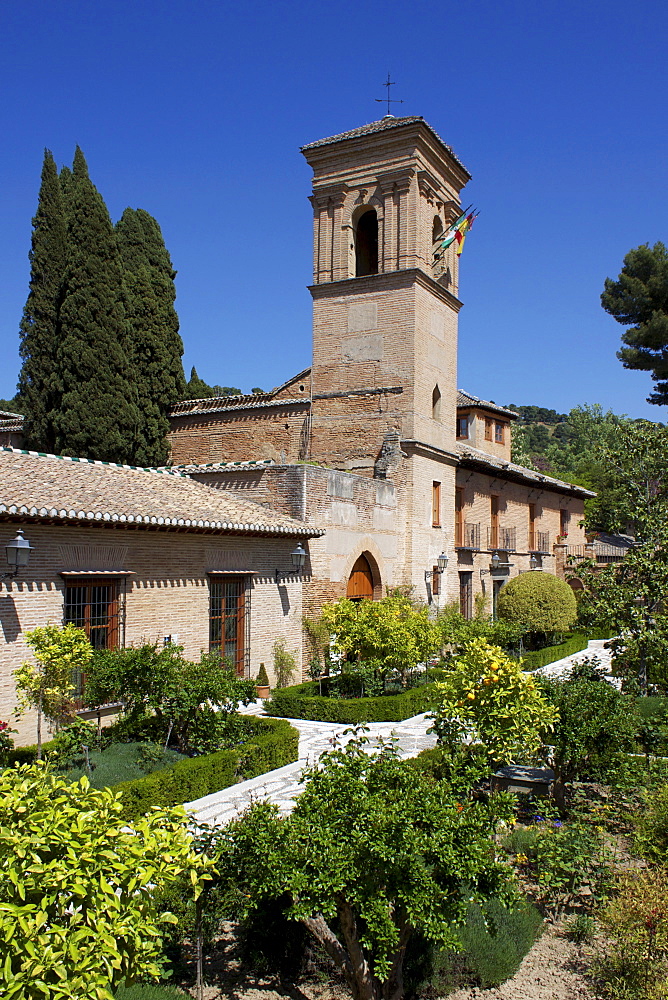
3,529,33,579
425,552,449,583
275,542,307,583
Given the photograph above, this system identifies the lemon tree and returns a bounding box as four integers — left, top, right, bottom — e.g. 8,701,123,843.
430,638,557,767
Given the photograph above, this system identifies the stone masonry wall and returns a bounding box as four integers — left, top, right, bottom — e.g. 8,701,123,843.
0,521,305,744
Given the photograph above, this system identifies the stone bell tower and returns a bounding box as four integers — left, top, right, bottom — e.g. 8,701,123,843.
301,115,471,475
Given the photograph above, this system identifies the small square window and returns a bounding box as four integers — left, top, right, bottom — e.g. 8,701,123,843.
456,415,469,439
495,422,505,444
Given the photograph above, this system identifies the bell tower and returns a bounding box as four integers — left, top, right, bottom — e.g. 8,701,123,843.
301,115,471,473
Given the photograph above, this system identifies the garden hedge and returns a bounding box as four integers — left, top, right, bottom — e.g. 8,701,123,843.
520,633,590,670
114,717,299,821
4,740,56,765
266,680,441,723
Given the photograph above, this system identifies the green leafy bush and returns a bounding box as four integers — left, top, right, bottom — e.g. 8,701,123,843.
115,717,298,820
497,571,577,635
256,662,269,687
63,741,185,789
521,632,590,670
596,867,668,999
267,680,441,723
272,639,298,688
406,900,543,993
635,784,668,862
502,825,539,859
535,818,611,919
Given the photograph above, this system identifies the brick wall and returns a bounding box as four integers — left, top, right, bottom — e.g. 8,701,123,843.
0,521,306,744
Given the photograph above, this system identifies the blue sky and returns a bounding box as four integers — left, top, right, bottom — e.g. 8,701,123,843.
1,0,666,419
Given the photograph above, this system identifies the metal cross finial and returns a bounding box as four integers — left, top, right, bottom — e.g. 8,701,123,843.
375,73,404,116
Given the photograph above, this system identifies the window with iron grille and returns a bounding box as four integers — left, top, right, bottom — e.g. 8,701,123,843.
64,577,121,702
209,575,250,677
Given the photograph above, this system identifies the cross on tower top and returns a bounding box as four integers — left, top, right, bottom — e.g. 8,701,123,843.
375,73,404,116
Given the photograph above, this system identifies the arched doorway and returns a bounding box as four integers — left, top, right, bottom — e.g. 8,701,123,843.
347,554,374,601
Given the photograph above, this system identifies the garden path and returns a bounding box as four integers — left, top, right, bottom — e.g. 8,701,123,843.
185,637,611,828
184,709,436,828
532,637,614,680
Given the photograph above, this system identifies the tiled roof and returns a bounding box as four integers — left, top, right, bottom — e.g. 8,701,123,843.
456,443,596,498
0,410,22,419
0,447,323,537
169,395,307,418
457,391,518,419
164,459,275,473
301,116,469,175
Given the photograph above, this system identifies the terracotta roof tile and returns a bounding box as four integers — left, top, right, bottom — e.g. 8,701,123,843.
0,447,323,536
301,116,469,175
456,443,595,497
457,391,518,419
170,395,307,417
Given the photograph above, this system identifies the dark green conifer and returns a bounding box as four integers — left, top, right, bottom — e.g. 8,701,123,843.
115,208,186,466
17,150,67,451
185,366,216,399
54,148,140,462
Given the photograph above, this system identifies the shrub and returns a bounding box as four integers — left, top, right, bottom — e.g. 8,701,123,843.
430,639,558,768
406,900,543,993
597,867,668,999
267,680,441,723
272,638,298,688
535,818,611,919
256,662,269,687
115,717,298,820
0,765,210,1000
497,571,577,635
62,741,185,790
115,987,187,999
520,632,590,670
635,784,668,862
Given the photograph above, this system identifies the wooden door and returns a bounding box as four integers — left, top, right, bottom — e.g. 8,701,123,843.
347,555,374,600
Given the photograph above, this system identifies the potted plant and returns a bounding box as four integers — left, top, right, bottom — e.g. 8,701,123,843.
255,663,270,699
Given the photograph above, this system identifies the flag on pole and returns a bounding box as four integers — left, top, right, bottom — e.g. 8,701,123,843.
440,208,479,256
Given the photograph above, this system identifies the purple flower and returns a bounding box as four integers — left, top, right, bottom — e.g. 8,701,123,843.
533,815,544,823
552,820,563,828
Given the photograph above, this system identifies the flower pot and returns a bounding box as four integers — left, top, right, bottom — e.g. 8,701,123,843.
255,684,270,699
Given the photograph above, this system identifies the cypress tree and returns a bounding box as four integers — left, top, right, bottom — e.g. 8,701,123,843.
16,150,67,452
115,208,186,466
53,147,140,462
185,366,216,399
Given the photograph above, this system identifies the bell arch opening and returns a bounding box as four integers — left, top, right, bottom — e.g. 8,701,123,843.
355,209,379,277
432,384,442,421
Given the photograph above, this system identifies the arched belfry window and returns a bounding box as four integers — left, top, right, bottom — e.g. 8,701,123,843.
432,217,444,266
432,385,442,421
355,209,378,277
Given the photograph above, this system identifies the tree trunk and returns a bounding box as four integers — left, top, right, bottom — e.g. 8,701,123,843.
382,916,412,1000
337,899,376,1000
301,909,374,1000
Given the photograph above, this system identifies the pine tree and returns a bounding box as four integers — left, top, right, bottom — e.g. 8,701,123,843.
16,150,67,451
53,148,140,462
602,242,668,405
115,208,186,466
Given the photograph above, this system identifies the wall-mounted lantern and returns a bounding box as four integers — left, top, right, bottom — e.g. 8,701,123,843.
4,529,33,579
424,552,448,582
529,553,540,570
275,542,307,583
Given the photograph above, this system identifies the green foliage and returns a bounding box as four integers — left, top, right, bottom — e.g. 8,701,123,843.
62,741,186,790
539,667,638,808
0,721,16,761
319,594,441,683
520,632,589,670
430,639,558,768
219,734,516,1000
437,602,525,654
46,717,100,767
565,912,596,944
184,366,217,399
502,824,539,859
535,817,611,919
16,150,68,452
115,208,186,466
54,147,141,462
272,638,298,688
0,765,210,1000
115,717,298,820
634,784,668,862
602,241,668,406
14,623,92,755
496,571,577,635
596,867,668,999
85,643,255,753
454,899,544,988
256,662,269,687
267,679,442,723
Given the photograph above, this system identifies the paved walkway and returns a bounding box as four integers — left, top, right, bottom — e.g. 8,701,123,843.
185,637,614,827
532,637,614,680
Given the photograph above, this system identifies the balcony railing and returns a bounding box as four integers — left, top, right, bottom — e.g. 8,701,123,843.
455,522,481,550
567,544,628,564
488,526,516,551
529,530,550,553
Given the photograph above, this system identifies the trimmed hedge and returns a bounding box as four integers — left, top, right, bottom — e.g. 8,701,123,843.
266,680,441,723
114,717,298,821
4,740,56,765
521,633,590,670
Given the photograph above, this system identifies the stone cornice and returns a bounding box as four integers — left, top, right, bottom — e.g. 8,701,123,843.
308,268,463,312
400,439,459,465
